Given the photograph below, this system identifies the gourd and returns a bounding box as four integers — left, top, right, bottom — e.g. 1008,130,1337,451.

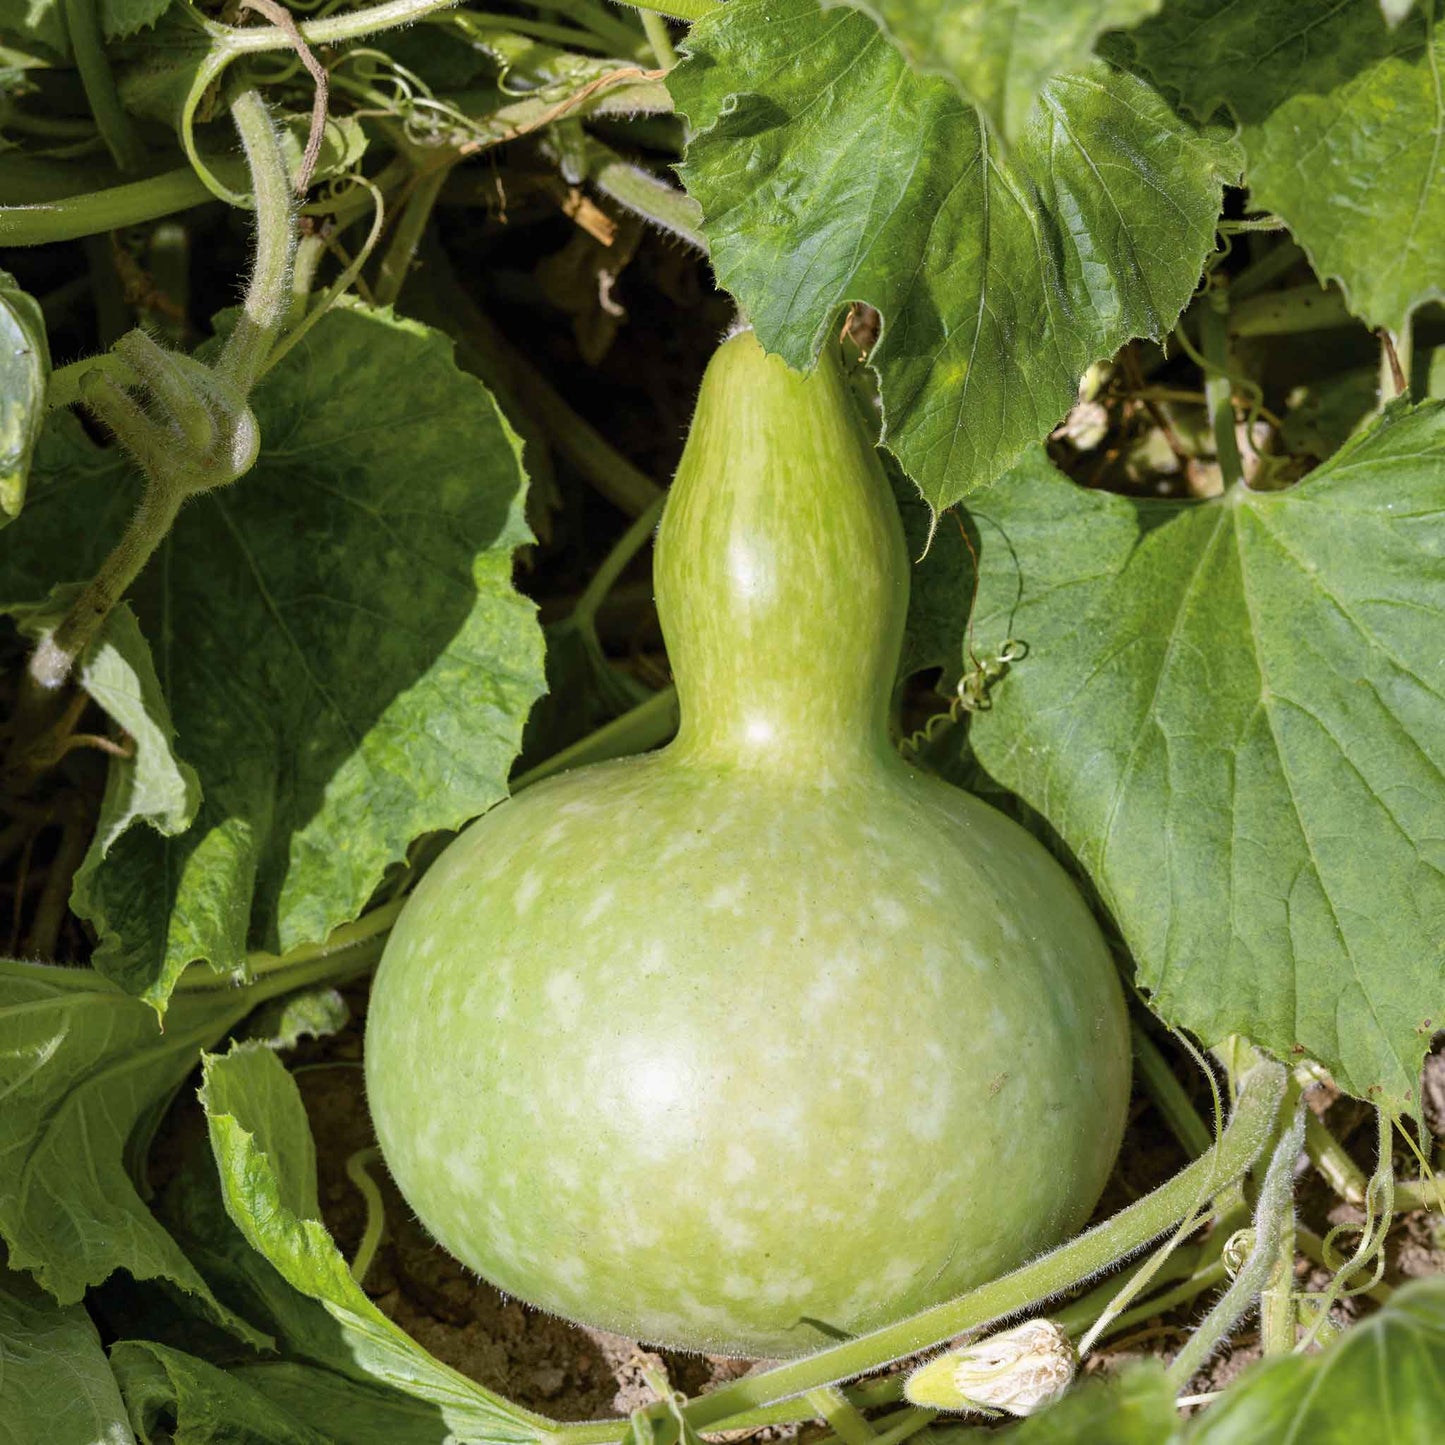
365,328,1131,1359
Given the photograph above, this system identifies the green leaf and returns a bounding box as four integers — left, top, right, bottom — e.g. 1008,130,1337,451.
671,0,1230,510
0,0,173,53
154,1133,372,1384
142,1125,463,1443
828,0,1164,141
111,10,212,129
0,1263,136,1445
237,985,348,1052
227,1363,461,1445
2,306,545,1008
198,1045,550,1445
0,957,265,1322
1190,1278,1445,1443
110,1341,327,1445
5,586,202,909
1125,0,1445,333
75,1125,471,1443
0,268,48,523
909,406,1445,1105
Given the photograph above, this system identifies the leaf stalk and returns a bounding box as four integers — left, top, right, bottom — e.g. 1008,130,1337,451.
1197,292,1244,490
10,87,292,753
62,0,146,172
1165,1100,1304,1388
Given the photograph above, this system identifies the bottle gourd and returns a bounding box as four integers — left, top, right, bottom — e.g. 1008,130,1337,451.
366,328,1130,1358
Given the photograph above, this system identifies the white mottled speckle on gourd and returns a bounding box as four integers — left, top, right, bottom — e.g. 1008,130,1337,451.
365,329,1130,1358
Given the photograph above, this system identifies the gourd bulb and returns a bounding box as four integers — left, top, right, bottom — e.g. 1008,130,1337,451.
365,329,1131,1357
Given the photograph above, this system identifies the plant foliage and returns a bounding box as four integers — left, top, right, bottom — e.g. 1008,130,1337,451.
0,0,1442,1436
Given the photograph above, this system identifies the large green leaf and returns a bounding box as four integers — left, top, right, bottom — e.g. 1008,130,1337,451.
2,306,544,1009
830,0,1164,140
0,269,48,523
0,958,261,1323
198,1045,550,1445
154,1127,375,1385
1124,0,1445,333
1190,1278,1445,1442
671,0,1230,511
907,405,1445,1106
0,1264,135,1445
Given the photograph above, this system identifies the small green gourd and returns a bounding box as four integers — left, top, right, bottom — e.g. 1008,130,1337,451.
365,328,1130,1358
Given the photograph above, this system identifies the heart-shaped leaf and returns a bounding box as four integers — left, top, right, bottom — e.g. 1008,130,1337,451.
906,406,1445,1104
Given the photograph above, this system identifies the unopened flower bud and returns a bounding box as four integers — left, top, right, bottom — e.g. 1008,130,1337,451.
903,1319,1075,1417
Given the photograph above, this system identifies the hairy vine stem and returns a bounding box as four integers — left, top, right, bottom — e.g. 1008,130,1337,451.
575,495,667,627
559,135,704,250
641,10,681,68
218,86,299,394
25,469,184,694
1165,1101,1304,1388
1258,1077,1306,1355
0,168,216,248
374,162,452,307
10,85,294,758
214,0,466,50
346,1146,388,1284
547,0,649,56
803,1388,877,1445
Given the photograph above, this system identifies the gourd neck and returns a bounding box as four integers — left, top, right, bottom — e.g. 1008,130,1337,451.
654,329,909,774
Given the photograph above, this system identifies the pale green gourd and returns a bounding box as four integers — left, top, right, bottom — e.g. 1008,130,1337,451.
365,328,1130,1358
